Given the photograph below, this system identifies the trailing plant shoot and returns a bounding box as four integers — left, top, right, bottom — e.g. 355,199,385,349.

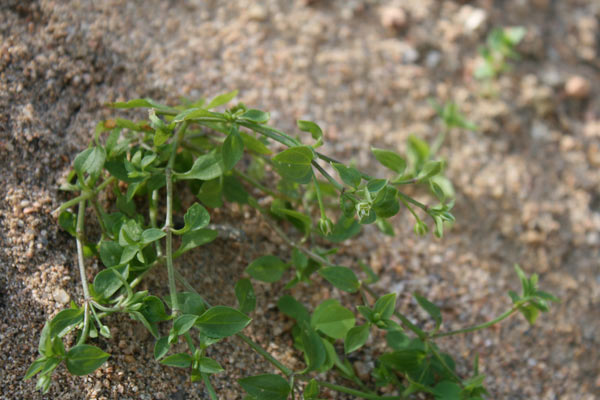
25,92,558,399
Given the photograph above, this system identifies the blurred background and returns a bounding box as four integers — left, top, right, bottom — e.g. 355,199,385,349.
1,0,598,398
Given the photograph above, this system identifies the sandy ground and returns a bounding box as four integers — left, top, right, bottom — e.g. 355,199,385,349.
0,0,599,399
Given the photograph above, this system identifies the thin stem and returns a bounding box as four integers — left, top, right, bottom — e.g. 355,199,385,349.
237,333,294,377
238,121,299,148
77,302,90,345
431,304,521,339
90,198,109,238
316,380,403,400
164,121,189,314
56,176,116,214
202,373,219,400
311,161,344,192
149,190,163,257
234,169,292,202
427,343,461,383
397,192,429,213
184,332,196,353
76,201,91,300
312,172,327,219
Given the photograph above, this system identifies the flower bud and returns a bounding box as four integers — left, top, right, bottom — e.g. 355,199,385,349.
356,201,371,220
414,220,428,236
319,216,333,236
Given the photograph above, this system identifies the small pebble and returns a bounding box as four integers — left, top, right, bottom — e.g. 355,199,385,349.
565,75,590,98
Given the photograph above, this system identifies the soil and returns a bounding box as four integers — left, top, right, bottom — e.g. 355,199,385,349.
1,0,599,399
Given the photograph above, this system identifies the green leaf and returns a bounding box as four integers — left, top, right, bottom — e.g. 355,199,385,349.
433,381,461,400
197,178,223,208
198,357,224,374
65,344,110,376
241,109,270,124
108,98,177,114
297,120,323,140
58,211,76,237
239,374,291,400
172,108,223,123
222,130,244,171
374,293,397,320
175,151,223,181
49,308,84,337
205,90,238,109
380,349,426,376
318,266,360,293
372,186,400,218
160,353,193,368
277,295,310,324
271,207,312,235
367,178,388,195
73,146,106,178
172,292,207,316
344,324,370,354
93,265,128,300
272,146,314,184
514,264,529,296
417,160,443,181
303,379,319,400
235,278,256,315
181,203,211,233
519,304,540,325
311,299,355,339
300,322,326,372
407,135,430,168
24,358,47,380
371,148,406,174
140,295,170,323
173,314,199,335
332,163,361,188
196,306,251,338
240,131,272,155
223,175,249,204
140,228,166,245
154,336,170,360
174,229,218,258
99,241,123,267
246,255,289,283
414,293,442,329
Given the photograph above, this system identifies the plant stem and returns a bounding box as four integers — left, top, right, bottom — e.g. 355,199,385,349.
238,121,299,147
77,302,90,345
311,161,344,192
149,190,163,257
427,343,461,383
431,304,520,339
236,333,294,377
70,178,98,352
233,169,293,202
312,172,327,219
202,373,219,400
76,201,91,301
184,332,196,353
316,380,403,400
164,121,189,315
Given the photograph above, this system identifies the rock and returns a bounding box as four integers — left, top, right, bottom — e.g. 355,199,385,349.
380,7,407,31
52,288,70,304
353,361,371,381
425,50,442,68
459,6,487,33
565,75,590,98
247,5,268,22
